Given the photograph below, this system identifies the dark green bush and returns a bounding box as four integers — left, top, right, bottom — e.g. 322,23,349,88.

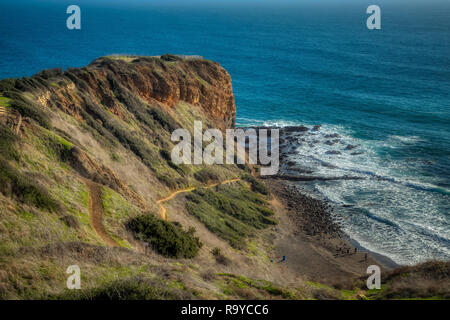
14,77,47,92
0,79,16,94
35,68,63,80
160,149,171,161
161,54,182,62
127,214,202,258
194,168,220,184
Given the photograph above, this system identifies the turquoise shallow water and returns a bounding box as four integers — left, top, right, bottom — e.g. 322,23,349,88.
0,1,448,264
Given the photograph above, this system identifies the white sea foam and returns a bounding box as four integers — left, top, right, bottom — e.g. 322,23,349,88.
239,118,450,265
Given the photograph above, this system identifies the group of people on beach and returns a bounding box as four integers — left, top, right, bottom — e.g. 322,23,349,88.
335,246,368,262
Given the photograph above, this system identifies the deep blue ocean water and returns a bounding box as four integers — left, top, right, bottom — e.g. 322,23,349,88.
0,1,448,265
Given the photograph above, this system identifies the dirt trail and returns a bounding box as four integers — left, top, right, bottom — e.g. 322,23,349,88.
157,178,241,220
84,179,120,247
84,176,240,244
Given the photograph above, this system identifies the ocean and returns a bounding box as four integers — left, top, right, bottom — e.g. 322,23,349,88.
0,0,448,265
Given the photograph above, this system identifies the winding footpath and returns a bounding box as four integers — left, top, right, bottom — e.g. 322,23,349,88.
157,178,241,220
84,179,120,247
84,177,241,247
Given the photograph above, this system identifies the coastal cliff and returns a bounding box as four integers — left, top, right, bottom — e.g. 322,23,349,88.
30,55,235,130
0,55,447,300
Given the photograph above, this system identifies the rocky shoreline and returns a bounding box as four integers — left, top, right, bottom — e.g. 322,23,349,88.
248,124,400,278
266,177,399,271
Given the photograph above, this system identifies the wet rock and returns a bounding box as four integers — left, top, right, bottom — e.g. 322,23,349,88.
289,167,315,174
321,162,338,169
351,151,364,156
264,180,343,238
345,144,357,150
312,125,321,132
282,125,309,133
325,150,341,155
325,133,340,138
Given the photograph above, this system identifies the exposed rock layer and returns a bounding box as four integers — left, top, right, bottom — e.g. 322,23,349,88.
37,56,236,130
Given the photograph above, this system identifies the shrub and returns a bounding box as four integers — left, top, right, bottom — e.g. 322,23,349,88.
201,270,217,282
14,77,47,92
0,79,16,94
35,68,63,79
194,168,220,184
60,215,80,229
313,288,344,300
111,153,120,162
161,54,182,62
215,253,231,266
160,149,171,161
211,248,231,265
127,214,202,258
212,247,221,256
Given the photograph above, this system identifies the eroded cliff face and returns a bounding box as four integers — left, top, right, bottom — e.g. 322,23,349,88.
36,56,236,130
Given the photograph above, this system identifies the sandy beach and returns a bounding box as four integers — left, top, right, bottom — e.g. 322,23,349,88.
264,177,397,284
